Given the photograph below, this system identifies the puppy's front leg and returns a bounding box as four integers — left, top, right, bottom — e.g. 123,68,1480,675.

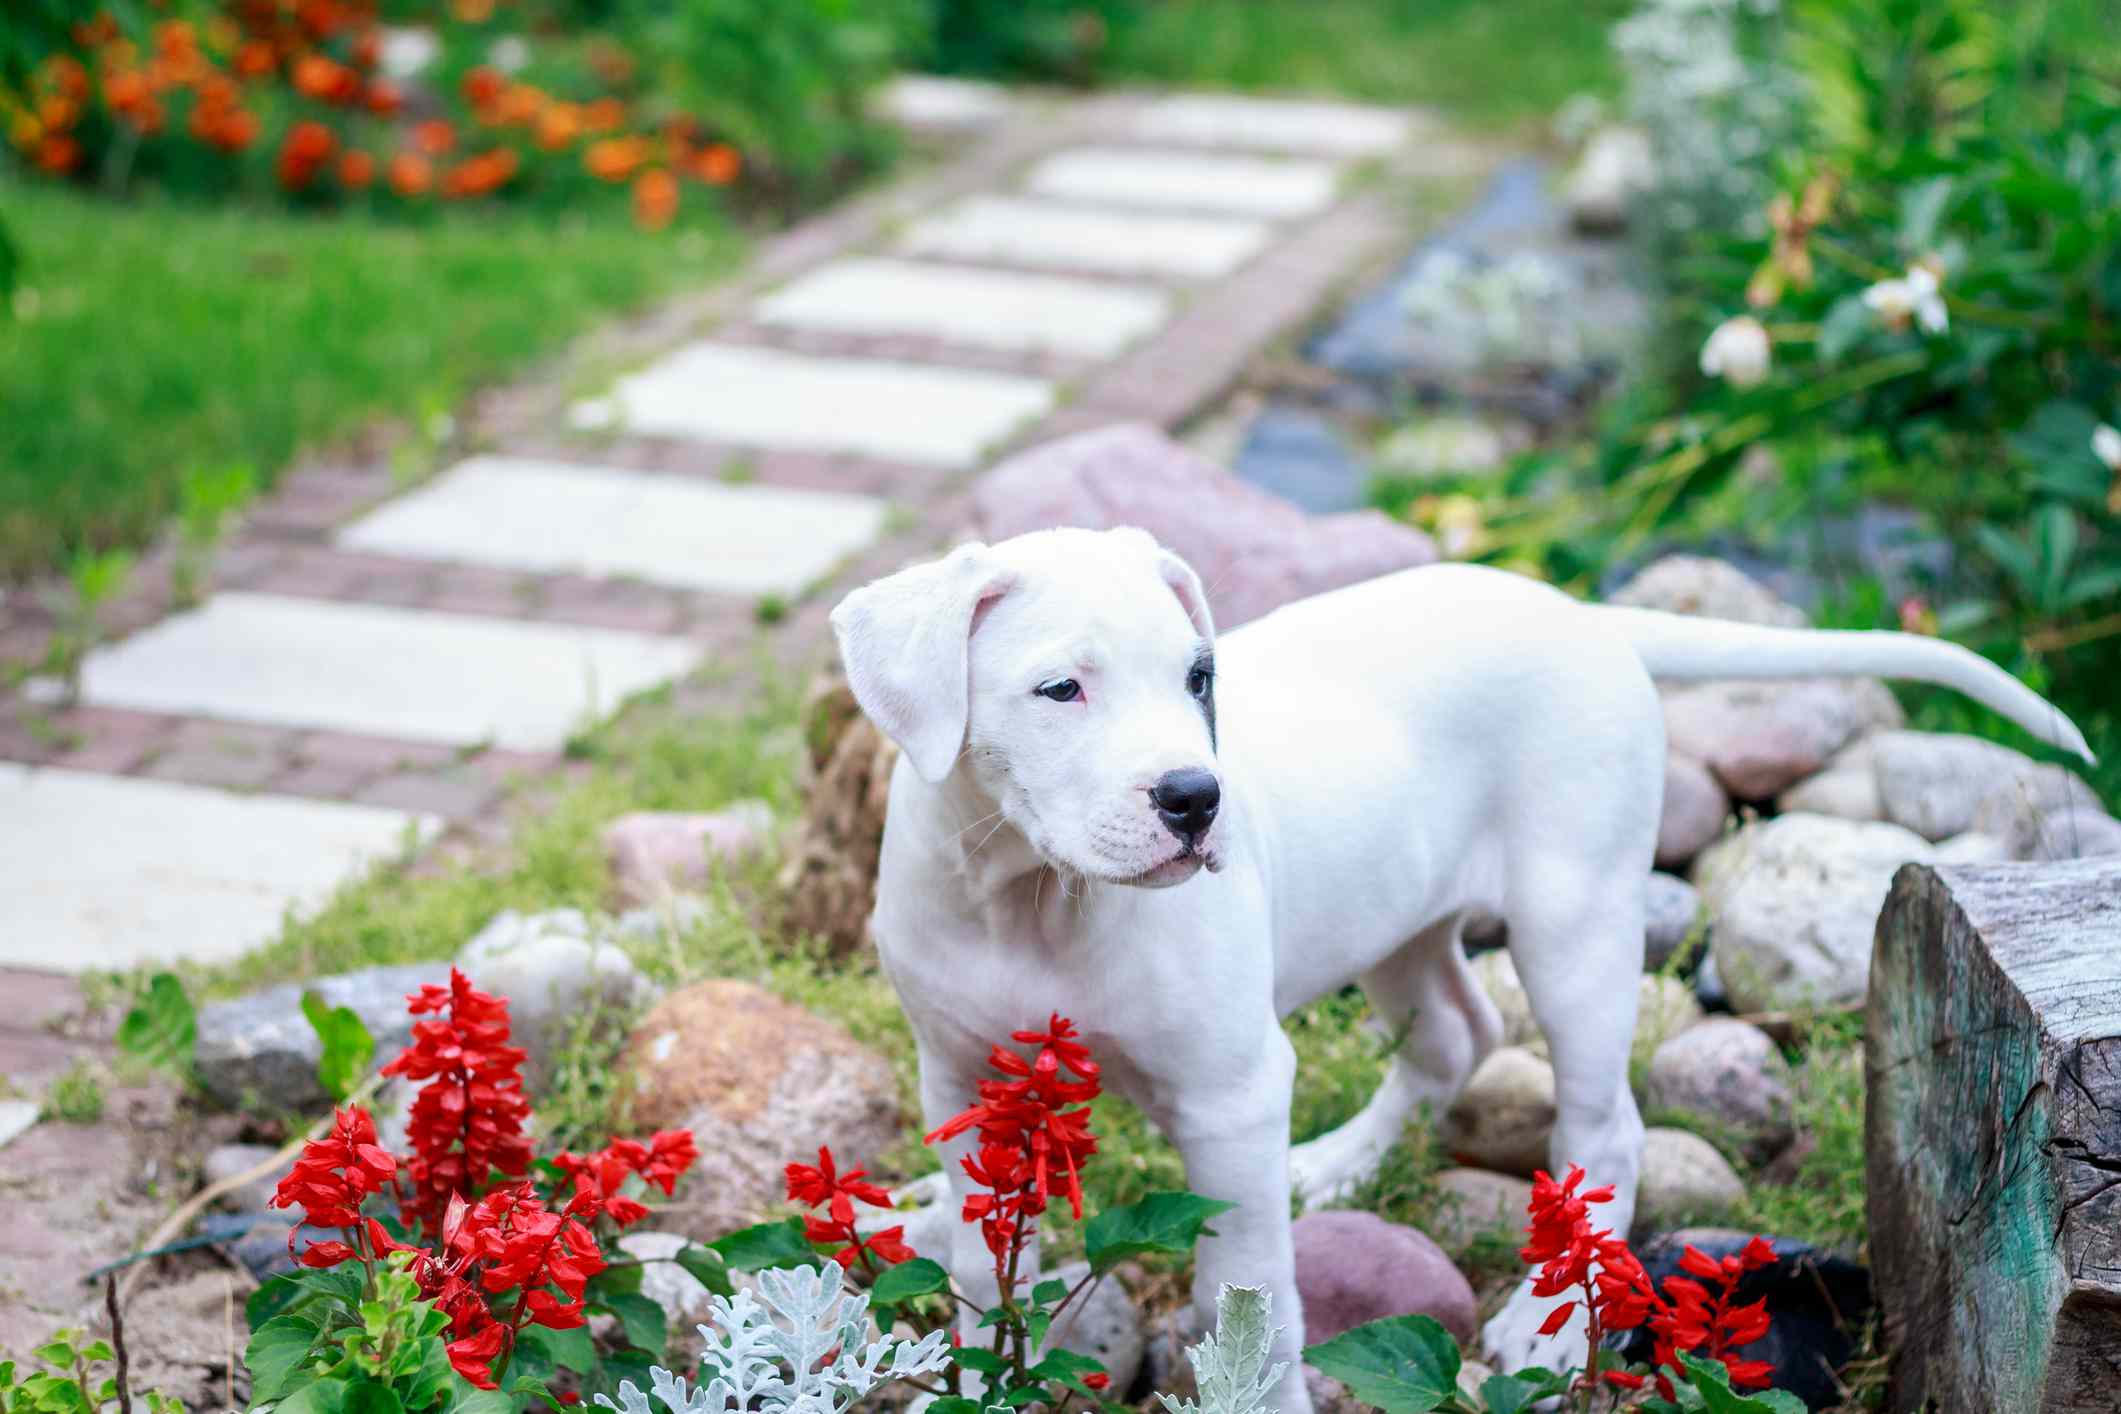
1165,1028,1312,1414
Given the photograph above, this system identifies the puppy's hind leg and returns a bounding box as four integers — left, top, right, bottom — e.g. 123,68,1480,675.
1288,914,1503,1207
1481,865,1647,1375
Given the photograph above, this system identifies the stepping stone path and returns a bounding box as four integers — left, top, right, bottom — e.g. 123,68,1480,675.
0,80,1430,975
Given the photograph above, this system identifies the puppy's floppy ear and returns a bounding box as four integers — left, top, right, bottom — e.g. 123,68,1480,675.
1156,548,1215,642
830,543,1017,784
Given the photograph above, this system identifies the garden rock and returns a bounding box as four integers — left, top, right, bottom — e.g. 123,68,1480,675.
1869,730,2093,842
456,908,659,1085
1693,952,1728,1011
2019,807,2121,861
1564,125,1656,234
1046,1260,1148,1395
1428,1167,1533,1254
604,803,774,908
195,962,438,1110
1692,813,1936,1013
1658,753,1731,868
1474,952,1698,1061
1614,1230,1872,1411
620,979,903,1240
1643,1019,1793,1162
1607,555,1806,628
1775,761,1882,822
1643,871,1702,970
203,1141,285,1214
1662,676,1905,801
1633,1127,1745,1231
777,669,899,956
972,423,1437,632
1375,415,1528,481
1968,758,2105,856
1440,1046,1555,1176
1292,1209,1478,1343
1634,975,1705,1065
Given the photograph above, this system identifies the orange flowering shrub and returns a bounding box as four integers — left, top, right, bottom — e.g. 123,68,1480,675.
3,2,747,230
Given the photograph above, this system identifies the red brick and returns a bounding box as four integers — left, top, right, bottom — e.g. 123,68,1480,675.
293,729,457,775
47,706,180,774
354,768,500,821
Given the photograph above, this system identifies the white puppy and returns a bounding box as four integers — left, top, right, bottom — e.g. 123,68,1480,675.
830,527,2087,1407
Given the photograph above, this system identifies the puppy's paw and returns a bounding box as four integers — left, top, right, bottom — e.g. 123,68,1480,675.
1481,1278,1591,1375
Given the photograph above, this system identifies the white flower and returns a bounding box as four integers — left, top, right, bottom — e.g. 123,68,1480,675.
2094,423,2121,473
1863,265,1949,334
1699,315,1771,387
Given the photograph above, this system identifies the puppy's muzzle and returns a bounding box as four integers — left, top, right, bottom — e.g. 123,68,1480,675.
1150,767,1221,847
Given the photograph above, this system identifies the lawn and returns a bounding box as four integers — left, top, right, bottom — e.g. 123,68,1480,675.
0,183,742,581
1108,0,1633,129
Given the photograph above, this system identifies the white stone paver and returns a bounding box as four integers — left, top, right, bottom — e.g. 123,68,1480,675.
1132,95,1413,156
76,594,702,751
574,344,1052,467
0,765,435,970
755,257,1170,358
899,195,1273,280
338,457,886,597
1024,147,1341,218
877,74,1012,130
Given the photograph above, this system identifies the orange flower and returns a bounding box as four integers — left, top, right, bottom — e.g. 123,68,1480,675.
234,41,278,78
153,19,198,61
294,53,358,103
388,151,433,197
583,97,624,133
102,69,152,115
35,134,82,173
439,146,520,198
37,95,79,133
364,79,404,116
584,135,649,183
493,83,543,127
453,0,497,22
534,102,582,152
300,0,347,38
632,167,679,230
204,107,261,152
285,119,337,163
460,65,505,108
412,118,455,155
44,55,91,100
339,149,376,188
351,31,380,71
693,142,740,186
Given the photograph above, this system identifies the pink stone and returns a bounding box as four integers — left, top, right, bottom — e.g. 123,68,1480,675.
1659,752,1732,870
973,423,1437,630
1293,1209,1478,1344
605,804,774,907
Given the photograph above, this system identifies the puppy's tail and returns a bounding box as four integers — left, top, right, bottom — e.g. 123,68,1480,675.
1598,604,2095,764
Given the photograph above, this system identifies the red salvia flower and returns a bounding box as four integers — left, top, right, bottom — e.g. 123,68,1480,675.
786,1145,907,1270
382,968,534,1234
269,1106,397,1268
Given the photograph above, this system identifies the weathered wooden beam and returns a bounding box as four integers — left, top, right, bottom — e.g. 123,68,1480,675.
1866,859,2121,1413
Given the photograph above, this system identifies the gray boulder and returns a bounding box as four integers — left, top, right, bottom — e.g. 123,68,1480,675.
1644,872,1703,970
456,908,660,1085
1693,813,1936,1012
1608,555,1806,628
195,962,439,1110
1440,1046,1555,1176
1643,1019,1793,1161
1428,1168,1533,1254
1870,730,2095,842
1663,677,1905,801
1633,1127,1746,1232
1658,753,1732,870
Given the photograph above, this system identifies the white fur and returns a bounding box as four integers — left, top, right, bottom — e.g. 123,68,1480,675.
830,528,2089,1409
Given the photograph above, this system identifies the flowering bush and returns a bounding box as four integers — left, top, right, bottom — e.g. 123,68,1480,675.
246,968,704,1409
0,2,789,230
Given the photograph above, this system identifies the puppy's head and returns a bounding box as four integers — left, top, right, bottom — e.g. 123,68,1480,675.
830,527,1222,887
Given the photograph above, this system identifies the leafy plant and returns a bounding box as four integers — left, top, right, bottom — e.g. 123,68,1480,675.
300,989,376,1104
40,1059,104,1125
115,971,196,1079
170,461,254,607
1,1327,185,1414
1154,1284,1285,1414
45,548,132,707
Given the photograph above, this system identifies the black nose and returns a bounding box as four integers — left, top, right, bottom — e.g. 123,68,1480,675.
1150,768,1221,842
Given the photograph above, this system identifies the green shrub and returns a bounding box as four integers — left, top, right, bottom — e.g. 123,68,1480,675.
924,0,1144,84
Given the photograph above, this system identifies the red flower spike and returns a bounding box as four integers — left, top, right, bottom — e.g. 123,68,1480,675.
381,968,534,1234
270,1106,397,1267
788,1144,909,1270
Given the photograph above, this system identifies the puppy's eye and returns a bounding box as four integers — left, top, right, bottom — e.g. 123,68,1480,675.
1187,667,1213,700
1036,679,1082,703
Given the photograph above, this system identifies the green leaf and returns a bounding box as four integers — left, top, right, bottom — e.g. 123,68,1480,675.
1083,1192,1236,1273
1031,1278,1068,1307
339,1381,404,1414
870,1258,951,1308
515,1324,596,1376
598,1292,669,1356
274,1375,351,1414
75,1344,112,1365
116,974,195,1073
1479,1371,1565,1414
247,1267,366,1330
1026,1348,1107,1396
31,1344,75,1371
400,1338,454,1413
590,1261,645,1299
926,1399,985,1414
1677,1354,1805,1414
449,1387,515,1414
951,1348,1007,1377
673,1243,735,1298
1301,1315,1461,1414
244,1316,323,1404
711,1218,821,1272
300,992,375,1103
1817,295,1872,363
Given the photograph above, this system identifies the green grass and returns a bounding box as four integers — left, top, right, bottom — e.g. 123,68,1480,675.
0,181,742,581
1107,0,1632,129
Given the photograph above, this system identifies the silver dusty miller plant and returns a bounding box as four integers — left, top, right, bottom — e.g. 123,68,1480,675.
593,1263,951,1414
1156,1284,1286,1414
